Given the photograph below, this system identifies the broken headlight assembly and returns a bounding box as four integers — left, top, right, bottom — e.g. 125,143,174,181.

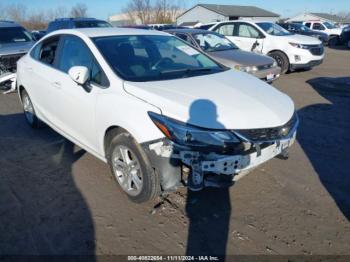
148,112,241,153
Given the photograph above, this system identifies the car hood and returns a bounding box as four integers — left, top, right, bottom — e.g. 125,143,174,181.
124,70,294,130
208,49,274,67
283,34,322,45
329,28,343,35
0,41,34,56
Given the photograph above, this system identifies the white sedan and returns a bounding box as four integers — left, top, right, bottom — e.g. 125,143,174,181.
16,28,298,203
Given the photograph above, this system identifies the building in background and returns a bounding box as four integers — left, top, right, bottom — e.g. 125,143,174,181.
286,13,350,25
176,4,280,26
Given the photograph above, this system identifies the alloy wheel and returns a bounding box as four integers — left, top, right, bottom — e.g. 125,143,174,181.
22,92,35,125
111,145,143,196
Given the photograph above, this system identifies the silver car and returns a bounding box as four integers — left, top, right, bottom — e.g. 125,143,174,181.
166,29,281,82
0,20,34,92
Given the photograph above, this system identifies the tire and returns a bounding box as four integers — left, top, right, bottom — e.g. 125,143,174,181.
21,89,40,128
328,36,339,47
269,51,289,74
106,130,160,203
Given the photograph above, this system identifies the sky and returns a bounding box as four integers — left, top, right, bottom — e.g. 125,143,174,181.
1,0,349,20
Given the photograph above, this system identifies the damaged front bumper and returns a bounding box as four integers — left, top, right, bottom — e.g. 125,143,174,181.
0,72,17,94
143,127,297,191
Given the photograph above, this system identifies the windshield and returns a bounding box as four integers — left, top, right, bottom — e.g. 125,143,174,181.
193,33,238,52
93,35,224,82
257,22,291,36
0,27,33,44
75,20,112,28
323,22,336,29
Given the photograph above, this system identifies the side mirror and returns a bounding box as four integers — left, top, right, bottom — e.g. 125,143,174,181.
68,66,90,85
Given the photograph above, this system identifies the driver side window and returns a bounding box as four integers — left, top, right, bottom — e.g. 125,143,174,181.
313,23,325,30
58,35,109,87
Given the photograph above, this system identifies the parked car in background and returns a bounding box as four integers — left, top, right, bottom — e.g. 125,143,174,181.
16,28,298,202
278,23,329,45
340,26,350,48
119,25,152,30
47,18,111,33
166,29,280,82
0,20,35,92
302,21,343,46
31,30,46,41
208,21,324,73
195,22,218,30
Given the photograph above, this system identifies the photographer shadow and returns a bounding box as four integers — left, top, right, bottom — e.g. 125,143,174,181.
184,99,231,259
0,113,96,258
298,77,350,221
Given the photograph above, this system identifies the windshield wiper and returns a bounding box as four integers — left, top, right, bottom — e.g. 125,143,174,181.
159,68,213,75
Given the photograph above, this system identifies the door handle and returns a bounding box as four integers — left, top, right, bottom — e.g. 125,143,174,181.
52,81,61,89
26,67,33,71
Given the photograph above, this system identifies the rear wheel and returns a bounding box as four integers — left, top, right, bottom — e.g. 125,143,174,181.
107,130,160,203
269,51,289,74
21,89,40,128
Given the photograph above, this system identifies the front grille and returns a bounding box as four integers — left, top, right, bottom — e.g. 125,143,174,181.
234,113,298,142
309,45,324,56
0,53,25,72
257,63,273,70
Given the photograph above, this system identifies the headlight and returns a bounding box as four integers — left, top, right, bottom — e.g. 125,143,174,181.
148,112,241,151
234,65,258,73
272,60,278,67
289,42,309,49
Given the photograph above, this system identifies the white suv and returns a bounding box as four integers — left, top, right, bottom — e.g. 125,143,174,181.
16,28,298,203
209,21,325,73
303,21,343,46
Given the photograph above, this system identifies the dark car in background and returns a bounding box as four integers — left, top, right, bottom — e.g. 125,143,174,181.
166,29,281,82
0,20,35,74
47,17,112,33
340,26,350,48
31,30,46,41
278,23,329,45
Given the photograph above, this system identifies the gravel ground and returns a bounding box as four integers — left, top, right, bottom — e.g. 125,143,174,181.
0,47,349,257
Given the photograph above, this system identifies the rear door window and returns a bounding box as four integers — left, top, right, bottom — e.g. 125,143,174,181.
238,23,260,38
215,24,235,36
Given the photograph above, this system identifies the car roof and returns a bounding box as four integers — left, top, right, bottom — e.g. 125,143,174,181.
47,27,169,38
165,28,219,35
0,20,22,28
52,17,103,22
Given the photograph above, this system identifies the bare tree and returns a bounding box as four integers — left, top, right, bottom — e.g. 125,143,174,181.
124,0,152,24
47,6,68,20
337,11,350,20
70,3,88,18
5,3,27,23
124,0,183,24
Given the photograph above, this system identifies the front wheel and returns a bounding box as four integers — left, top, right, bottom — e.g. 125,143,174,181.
107,131,160,203
269,51,290,74
328,36,339,47
21,89,40,128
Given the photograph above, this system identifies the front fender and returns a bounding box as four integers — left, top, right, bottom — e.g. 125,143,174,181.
95,91,163,158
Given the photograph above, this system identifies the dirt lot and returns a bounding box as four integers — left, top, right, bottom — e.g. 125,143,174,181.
0,47,349,257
